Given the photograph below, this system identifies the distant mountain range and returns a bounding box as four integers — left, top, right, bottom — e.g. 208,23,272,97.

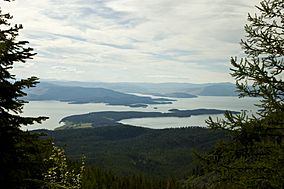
25,81,238,107
40,80,238,97
26,82,173,107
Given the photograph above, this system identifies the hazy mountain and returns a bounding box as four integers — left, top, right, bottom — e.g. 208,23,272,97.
43,80,238,96
26,82,173,107
196,83,238,96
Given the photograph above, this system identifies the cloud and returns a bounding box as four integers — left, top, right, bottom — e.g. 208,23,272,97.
3,0,259,83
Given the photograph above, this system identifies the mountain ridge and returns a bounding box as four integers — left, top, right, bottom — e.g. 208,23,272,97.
33,81,238,98
26,82,173,107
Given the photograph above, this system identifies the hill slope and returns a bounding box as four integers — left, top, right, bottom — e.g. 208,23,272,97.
38,126,226,178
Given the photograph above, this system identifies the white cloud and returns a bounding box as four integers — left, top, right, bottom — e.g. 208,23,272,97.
2,0,259,83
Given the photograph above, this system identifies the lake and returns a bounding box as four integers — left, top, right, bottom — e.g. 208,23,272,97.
21,96,260,130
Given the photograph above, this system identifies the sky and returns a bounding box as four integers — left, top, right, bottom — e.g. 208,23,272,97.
2,0,259,83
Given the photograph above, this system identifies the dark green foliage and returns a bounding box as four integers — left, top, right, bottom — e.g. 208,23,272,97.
0,132,53,188
231,0,284,115
82,166,183,189
39,126,226,179
0,1,50,187
186,0,284,188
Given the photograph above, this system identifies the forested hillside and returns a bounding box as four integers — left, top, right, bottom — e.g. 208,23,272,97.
38,126,226,178
82,166,183,189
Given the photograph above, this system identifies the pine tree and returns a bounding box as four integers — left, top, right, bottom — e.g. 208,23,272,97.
0,0,48,187
188,0,284,188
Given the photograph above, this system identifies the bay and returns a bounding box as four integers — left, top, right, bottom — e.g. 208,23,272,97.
21,96,260,130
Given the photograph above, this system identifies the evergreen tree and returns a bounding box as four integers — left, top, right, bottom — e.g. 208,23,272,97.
187,0,284,188
0,0,49,187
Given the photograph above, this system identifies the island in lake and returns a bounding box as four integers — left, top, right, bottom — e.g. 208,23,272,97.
57,109,239,129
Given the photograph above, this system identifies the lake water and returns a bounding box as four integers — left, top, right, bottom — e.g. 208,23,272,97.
21,96,260,130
